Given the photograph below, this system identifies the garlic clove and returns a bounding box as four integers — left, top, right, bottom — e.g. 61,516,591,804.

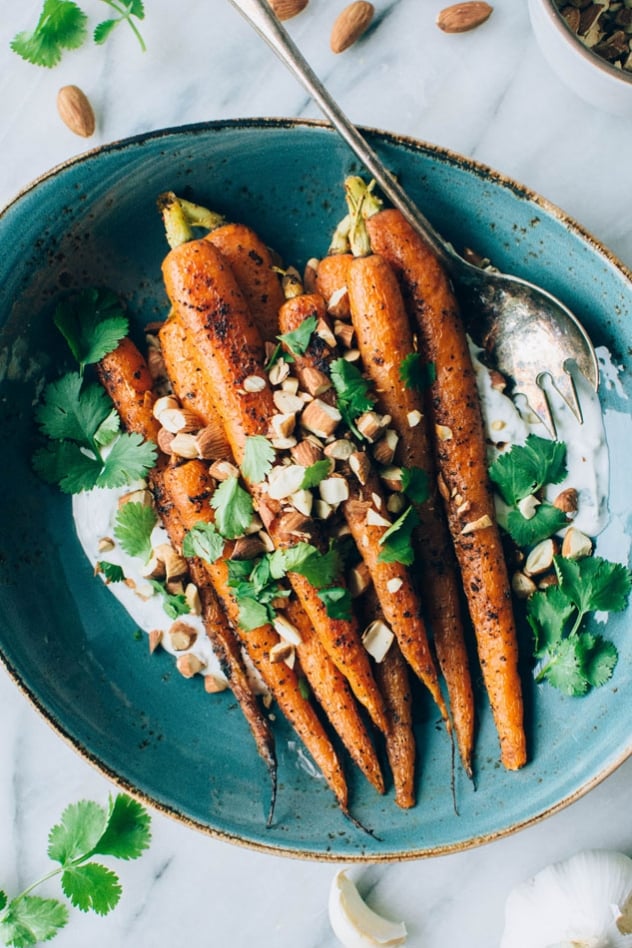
328,869,407,947
500,849,632,948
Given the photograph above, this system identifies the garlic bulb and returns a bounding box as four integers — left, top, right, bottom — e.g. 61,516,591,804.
328,869,407,947
500,849,632,948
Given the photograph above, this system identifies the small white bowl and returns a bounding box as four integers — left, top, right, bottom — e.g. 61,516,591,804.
528,0,632,116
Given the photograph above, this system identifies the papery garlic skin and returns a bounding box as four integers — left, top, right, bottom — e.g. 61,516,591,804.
500,850,632,948
328,869,407,947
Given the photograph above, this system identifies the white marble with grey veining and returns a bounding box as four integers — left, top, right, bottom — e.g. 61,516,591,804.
1,1,632,945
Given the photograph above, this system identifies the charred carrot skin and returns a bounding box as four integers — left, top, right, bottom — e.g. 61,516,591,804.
97,336,161,444
373,638,416,809
163,459,349,810
162,239,388,736
96,338,280,798
205,222,285,345
345,253,475,777
278,293,451,732
367,208,526,771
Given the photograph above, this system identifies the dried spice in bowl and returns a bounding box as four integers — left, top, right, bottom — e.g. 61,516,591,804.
555,0,632,72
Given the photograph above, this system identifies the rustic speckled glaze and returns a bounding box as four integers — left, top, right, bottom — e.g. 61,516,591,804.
0,119,630,860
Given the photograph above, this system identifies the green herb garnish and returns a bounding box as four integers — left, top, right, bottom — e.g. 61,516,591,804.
54,288,128,373
277,314,318,357
0,794,150,947
182,522,225,565
96,561,126,584
399,352,435,391
11,0,146,68
378,505,419,566
529,554,631,695
33,373,156,494
241,435,275,485
113,501,157,561
330,358,375,437
210,476,254,540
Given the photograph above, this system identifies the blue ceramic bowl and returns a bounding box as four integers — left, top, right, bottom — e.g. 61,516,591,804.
0,119,630,860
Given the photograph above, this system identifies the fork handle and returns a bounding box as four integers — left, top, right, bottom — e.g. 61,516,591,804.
227,0,456,270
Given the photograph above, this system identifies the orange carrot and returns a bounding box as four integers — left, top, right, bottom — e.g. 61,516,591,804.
367,208,526,771
345,252,475,776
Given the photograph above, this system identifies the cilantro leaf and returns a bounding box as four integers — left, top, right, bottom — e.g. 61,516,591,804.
10,0,88,68
527,585,575,658
48,800,108,866
269,543,342,589
61,863,121,915
98,433,157,489
54,288,128,372
300,459,332,490
93,409,120,447
96,561,126,584
114,502,157,561
32,440,102,494
0,892,6,912
318,586,353,620
0,896,68,947
489,434,567,506
182,522,224,564
330,358,375,435
211,476,254,539
399,352,435,391
148,581,190,620
278,314,318,356
538,636,590,696
555,554,632,616
35,375,112,444
237,597,272,631
582,634,618,688
401,466,429,504
91,794,151,860
378,506,419,566
504,502,569,547
241,435,275,485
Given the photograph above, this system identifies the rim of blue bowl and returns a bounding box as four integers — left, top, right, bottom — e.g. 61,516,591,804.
1,117,631,861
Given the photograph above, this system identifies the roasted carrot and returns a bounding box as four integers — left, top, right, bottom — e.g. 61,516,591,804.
163,459,350,810
158,314,233,458
161,238,388,735
366,208,526,771
345,252,476,776
97,338,279,812
204,222,285,344
278,292,451,735
97,336,161,444
315,252,354,319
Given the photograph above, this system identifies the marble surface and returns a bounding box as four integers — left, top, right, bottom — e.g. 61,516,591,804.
1,0,632,945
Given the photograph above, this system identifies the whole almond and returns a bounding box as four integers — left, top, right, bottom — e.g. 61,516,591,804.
330,1,375,53
269,0,309,20
57,85,96,138
436,1,493,33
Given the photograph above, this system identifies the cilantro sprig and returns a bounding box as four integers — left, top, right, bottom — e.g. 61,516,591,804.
54,288,128,374
33,289,157,495
11,0,146,69
113,502,157,562
528,554,631,696
0,794,150,947
378,506,419,566
33,373,156,494
489,434,569,546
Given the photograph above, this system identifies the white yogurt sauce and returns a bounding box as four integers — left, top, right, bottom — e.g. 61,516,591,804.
72,483,228,685
469,338,610,539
